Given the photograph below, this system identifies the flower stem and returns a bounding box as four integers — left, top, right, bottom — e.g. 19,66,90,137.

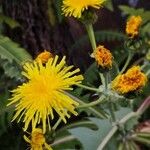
52,118,62,131
99,73,105,87
108,101,116,122
65,92,106,119
77,84,100,93
97,112,136,150
85,23,96,51
77,95,105,108
120,51,133,74
104,72,116,122
51,135,75,146
85,23,106,87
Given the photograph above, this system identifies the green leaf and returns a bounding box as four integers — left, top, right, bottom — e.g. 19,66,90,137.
83,62,99,85
68,107,132,150
69,117,112,150
133,136,150,145
0,13,20,29
0,59,22,79
70,30,126,51
0,36,32,64
119,6,150,23
104,0,114,11
115,107,132,120
53,0,64,23
0,91,14,136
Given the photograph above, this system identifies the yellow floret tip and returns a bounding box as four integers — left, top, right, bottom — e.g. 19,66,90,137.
62,0,105,18
8,55,84,133
24,128,53,150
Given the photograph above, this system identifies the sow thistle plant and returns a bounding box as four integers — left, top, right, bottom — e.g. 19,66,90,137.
5,0,150,150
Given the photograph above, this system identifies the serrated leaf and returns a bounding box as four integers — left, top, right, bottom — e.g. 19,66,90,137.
0,35,32,64
0,59,22,79
68,107,133,150
70,30,126,51
119,6,150,23
69,117,112,150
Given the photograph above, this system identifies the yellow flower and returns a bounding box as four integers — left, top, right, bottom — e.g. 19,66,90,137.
24,128,52,150
35,50,53,64
93,45,113,68
8,55,83,133
62,0,105,18
112,66,147,94
126,16,142,38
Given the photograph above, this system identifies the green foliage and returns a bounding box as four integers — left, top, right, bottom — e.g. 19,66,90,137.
0,13,20,29
0,36,32,63
95,31,127,42
53,0,63,23
70,30,126,51
104,0,114,11
68,108,132,150
119,6,150,23
0,35,32,79
0,91,14,136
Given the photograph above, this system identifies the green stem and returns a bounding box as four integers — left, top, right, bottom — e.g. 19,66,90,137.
65,92,106,118
77,96,105,108
85,23,105,87
99,73,105,88
85,23,96,51
76,84,100,93
97,112,136,150
97,126,118,150
104,72,109,92
141,61,148,70
52,118,62,131
51,135,76,146
108,102,116,122
120,51,133,74
146,70,150,76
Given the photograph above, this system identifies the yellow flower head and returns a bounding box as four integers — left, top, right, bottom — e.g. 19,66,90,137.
35,50,53,64
8,55,83,133
126,16,142,38
93,45,113,68
112,66,147,94
24,128,52,150
62,0,105,18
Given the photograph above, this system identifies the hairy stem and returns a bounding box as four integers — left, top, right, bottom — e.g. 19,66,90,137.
120,51,133,74
85,23,96,51
77,84,100,93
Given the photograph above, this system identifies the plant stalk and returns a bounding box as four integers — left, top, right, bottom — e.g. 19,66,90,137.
77,84,100,93
85,23,96,51
120,51,133,74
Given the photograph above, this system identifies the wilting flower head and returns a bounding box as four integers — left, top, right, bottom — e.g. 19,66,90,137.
24,128,52,150
93,45,113,69
126,16,142,38
35,50,53,64
8,55,83,133
62,0,105,18
112,66,147,94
